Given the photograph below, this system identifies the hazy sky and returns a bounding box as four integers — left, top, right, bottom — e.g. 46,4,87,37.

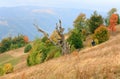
0,0,120,12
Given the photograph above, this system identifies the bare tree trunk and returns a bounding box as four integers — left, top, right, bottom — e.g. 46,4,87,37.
56,20,70,55
34,20,70,55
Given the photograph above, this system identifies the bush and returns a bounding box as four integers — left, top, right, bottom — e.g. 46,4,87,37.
0,34,28,53
41,36,48,43
27,38,48,66
27,38,61,66
45,46,60,61
27,51,42,66
94,38,99,45
24,44,32,53
67,28,83,49
0,67,4,76
12,34,26,48
3,63,14,74
0,46,7,53
54,51,61,58
10,44,18,50
0,37,12,53
88,11,103,33
94,25,110,44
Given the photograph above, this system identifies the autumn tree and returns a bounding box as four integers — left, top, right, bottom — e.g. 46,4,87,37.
23,36,29,43
105,8,118,26
108,14,119,31
94,25,109,44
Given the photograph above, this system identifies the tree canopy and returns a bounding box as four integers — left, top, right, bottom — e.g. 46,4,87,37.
88,11,103,33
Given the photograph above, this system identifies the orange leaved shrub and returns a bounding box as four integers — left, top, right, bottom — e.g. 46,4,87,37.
108,14,119,31
23,36,29,43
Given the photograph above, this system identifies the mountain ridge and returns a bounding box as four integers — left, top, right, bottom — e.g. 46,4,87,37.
0,6,106,40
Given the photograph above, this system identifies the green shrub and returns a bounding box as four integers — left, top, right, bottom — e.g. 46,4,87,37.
0,67,4,76
10,44,18,50
41,36,48,43
45,52,55,61
54,51,61,58
27,38,61,66
0,46,7,53
27,51,42,66
27,39,46,66
12,34,26,48
45,46,60,61
67,28,83,49
94,25,110,44
0,37,12,53
35,52,42,64
0,34,27,53
24,44,32,53
3,63,14,74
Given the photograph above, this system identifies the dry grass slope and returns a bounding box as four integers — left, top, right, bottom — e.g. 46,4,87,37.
1,25,120,79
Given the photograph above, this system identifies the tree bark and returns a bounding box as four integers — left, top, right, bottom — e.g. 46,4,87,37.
34,20,70,55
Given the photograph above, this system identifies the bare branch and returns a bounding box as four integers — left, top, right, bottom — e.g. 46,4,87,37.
34,20,70,55
33,23,59,47
33,24,49,37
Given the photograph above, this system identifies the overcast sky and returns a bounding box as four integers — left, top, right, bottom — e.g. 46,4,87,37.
0,0,120,12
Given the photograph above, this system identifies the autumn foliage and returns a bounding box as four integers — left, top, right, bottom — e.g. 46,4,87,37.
23,36,29,43
3,63,14,74
94,25,110,44
108,14,119,31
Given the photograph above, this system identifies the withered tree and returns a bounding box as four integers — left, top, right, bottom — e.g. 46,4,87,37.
34,20,70,55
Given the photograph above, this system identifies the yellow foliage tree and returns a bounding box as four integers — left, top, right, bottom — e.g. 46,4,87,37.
3,63,13,74
50,30,61,43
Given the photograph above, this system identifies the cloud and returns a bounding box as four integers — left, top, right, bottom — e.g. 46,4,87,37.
0,20,8,26
32,9,55,15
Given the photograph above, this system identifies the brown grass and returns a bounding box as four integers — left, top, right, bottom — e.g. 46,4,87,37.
6,47,26,57
1,25,120,79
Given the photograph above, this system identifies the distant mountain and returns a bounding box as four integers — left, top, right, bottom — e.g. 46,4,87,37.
0,6,106,40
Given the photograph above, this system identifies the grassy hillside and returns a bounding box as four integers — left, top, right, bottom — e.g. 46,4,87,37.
0,47,28,73
0,25,120,79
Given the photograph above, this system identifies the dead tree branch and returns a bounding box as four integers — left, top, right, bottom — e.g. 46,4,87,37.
34,20,70,55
